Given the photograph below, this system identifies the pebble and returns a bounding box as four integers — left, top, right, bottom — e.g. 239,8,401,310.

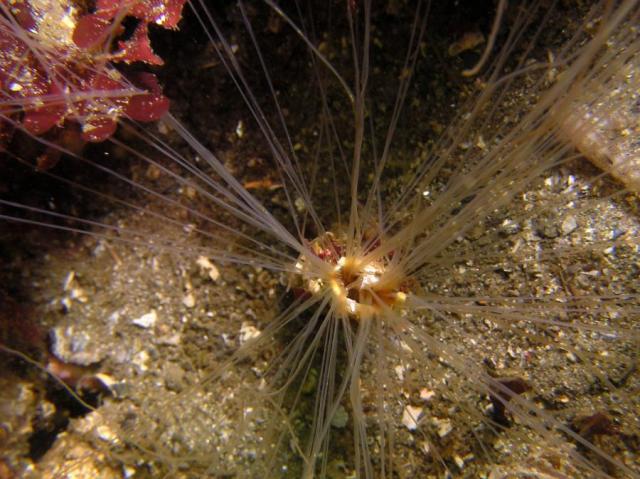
157,332,182,346
107,311,121,325
419,440,431,455
565,351,577,363
182,293,195,308
69,286,88,303
62,271,88,303
132,350,150,372
432,417,453,438
401,405,423,431
561,215,578,235
50,326,105,366
500,218,520,236
419,388,435,401
94,373,117,392
196,256,220,282
96,424,118,443
123,466,137,479
62,271,75,291
537,218,560,239
164,363,186,392
239,322,261,345
132,310,157,329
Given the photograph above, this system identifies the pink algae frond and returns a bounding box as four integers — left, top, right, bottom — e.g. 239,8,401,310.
0,0,185,146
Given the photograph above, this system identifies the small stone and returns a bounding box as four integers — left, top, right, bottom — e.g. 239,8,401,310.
60,297,72,311
69,287,88,303
111,382,131,398
50,326,105,366
94,373,117,392
500,219,520,236
239,322,261,345
62,271,75,291
40,400,56,420
419,440,431,455
123,465,137,479
196,256,220,282
108,311,121,324
432,417,453,438
182,293,195,308
157,333,181,346
235,120,244,138
132,310,157,329
419,388,435,401
561,215,578,235
132,350,150,372
96,424,118,442
537,218,560,239
164,363,186,392
402,405,423,431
